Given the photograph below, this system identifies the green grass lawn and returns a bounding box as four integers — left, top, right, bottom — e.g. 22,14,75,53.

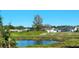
11,31,46,36
11,31,48,40
11,31,79,40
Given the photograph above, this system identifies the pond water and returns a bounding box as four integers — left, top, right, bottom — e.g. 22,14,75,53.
16,40,58,47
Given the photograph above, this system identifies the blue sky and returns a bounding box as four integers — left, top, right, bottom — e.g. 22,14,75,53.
1,10,79,27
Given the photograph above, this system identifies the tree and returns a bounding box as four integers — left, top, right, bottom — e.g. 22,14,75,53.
0,16,4,36
0,17,3,27
0,16,4,47
15,26,26,30
43,24,52,29
3,23,16,48
8,23,15,29
0,16,16,48
32,15,43,31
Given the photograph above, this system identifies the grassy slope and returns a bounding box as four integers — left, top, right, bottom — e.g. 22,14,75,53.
11,31,47,40
11,31,79,40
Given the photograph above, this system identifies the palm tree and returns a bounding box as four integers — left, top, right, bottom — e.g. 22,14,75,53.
0,16,16,48
3,23,16,48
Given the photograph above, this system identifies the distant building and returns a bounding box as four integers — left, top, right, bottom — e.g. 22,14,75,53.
46,28,57,33
10,29,29,32
71,27,78,32
10,29,22,32
59,27,78,32
46,27,78,33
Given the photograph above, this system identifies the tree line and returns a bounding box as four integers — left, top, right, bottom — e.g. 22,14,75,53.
2,15,79,32
1,14,79,32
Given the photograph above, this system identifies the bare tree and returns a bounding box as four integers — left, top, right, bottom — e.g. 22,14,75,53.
32,15,43,31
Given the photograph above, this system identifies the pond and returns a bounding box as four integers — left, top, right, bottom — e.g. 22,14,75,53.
16,40,58,47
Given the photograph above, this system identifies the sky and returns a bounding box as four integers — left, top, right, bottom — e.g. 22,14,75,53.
1,10,79,27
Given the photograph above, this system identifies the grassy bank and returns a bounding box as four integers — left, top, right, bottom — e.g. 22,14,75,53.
11,31,47,40
11,31,79,41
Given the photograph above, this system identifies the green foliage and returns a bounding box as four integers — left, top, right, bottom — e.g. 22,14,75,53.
0,17,16,48
43,24,52,30
15,26,26,30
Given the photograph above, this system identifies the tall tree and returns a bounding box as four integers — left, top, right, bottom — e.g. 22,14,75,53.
0,17,16,48
0,17,3,27
0,16,4,36
0,16,5,47
4,23,16,48
43,24,52,29
32,15,43,31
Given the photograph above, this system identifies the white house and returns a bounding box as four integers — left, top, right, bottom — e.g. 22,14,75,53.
46,27,78,33
10,29,23,32
46,28,57,33
10,29,29,32
71,27,78,32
